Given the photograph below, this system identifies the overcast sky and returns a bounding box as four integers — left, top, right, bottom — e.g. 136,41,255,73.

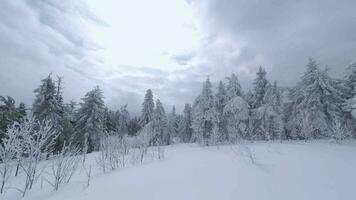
0,0,355,115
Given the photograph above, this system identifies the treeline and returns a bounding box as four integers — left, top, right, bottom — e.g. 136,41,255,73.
139,58,356,146
1,58,356,153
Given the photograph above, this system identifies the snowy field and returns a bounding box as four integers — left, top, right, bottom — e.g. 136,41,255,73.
2,141,356,200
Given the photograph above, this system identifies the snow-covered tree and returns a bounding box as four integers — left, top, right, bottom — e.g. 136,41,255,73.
215,81,228,141
226,73,243,100
264,81,283,114
179,104,193,143
223,96,250,142
250,105,283,140
0,96,23,139
151,99,168,145
75,86,105,152
18,116,58,196
289,58,344,140
344,62,356,98
251,66,269,108
141,89,154,126
0,122,23,193
167,105,179,142
345,88,356,118
32,74,63,127
192,77,218,145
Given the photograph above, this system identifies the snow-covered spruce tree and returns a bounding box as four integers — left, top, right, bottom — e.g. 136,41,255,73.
75,86,105,152
141,89,155,126
342,63,356,137
151,99,168,145
223,96,250,142
167,105,179,143
259,81,284,140
32,75,69,152
289,58,345,140
192,77,218,145
344,62,356,98
32,74,63,129
214,81,228,142
250,66,269,109
179,104,193,143
264,81,283,114
226,73,243,100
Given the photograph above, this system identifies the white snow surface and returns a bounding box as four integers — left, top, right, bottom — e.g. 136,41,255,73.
2,141,356,200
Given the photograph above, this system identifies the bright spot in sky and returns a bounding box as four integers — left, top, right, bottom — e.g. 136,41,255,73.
86,0,201,76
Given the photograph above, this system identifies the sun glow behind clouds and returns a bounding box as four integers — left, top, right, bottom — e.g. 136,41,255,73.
86,0,201,74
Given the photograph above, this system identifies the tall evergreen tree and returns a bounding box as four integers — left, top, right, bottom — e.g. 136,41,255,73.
192,77,218,144
264,81,283,114
251,66,269,108
141,89,154,126
226,73,243,100
179,104,193,143
215,81,228,141
32,74,62,126
75,86,105,152
289,58,344,139
344,62,356,98
151,99,168,145
168,105,179,141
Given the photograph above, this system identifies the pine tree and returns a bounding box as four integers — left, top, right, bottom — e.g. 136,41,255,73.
141,89,154,126
151,99,168,145
215,81,228,141
344,62,356,98
32,74,63,125
192,77,218,145
251,66,269,108
75,86,105,152
179,104,193,143
289,58,344,140
264,81,282,113
226,73,243,100
167,106,179,142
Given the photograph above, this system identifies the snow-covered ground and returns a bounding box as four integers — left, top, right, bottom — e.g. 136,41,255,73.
2,141,356,200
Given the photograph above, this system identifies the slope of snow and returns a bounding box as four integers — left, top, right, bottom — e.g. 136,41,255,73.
2,141,356,200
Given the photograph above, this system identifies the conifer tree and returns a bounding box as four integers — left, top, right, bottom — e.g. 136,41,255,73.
151,99,168,145
289,58,344,139
75,86,105,152
215,81,228,141
141,89,154,126
192,77,218,144
226,73,243,100
168,106,179,141
251,66,269,108
179,104,193,142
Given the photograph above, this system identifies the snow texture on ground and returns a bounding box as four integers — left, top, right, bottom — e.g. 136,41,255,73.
2,141,356,200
